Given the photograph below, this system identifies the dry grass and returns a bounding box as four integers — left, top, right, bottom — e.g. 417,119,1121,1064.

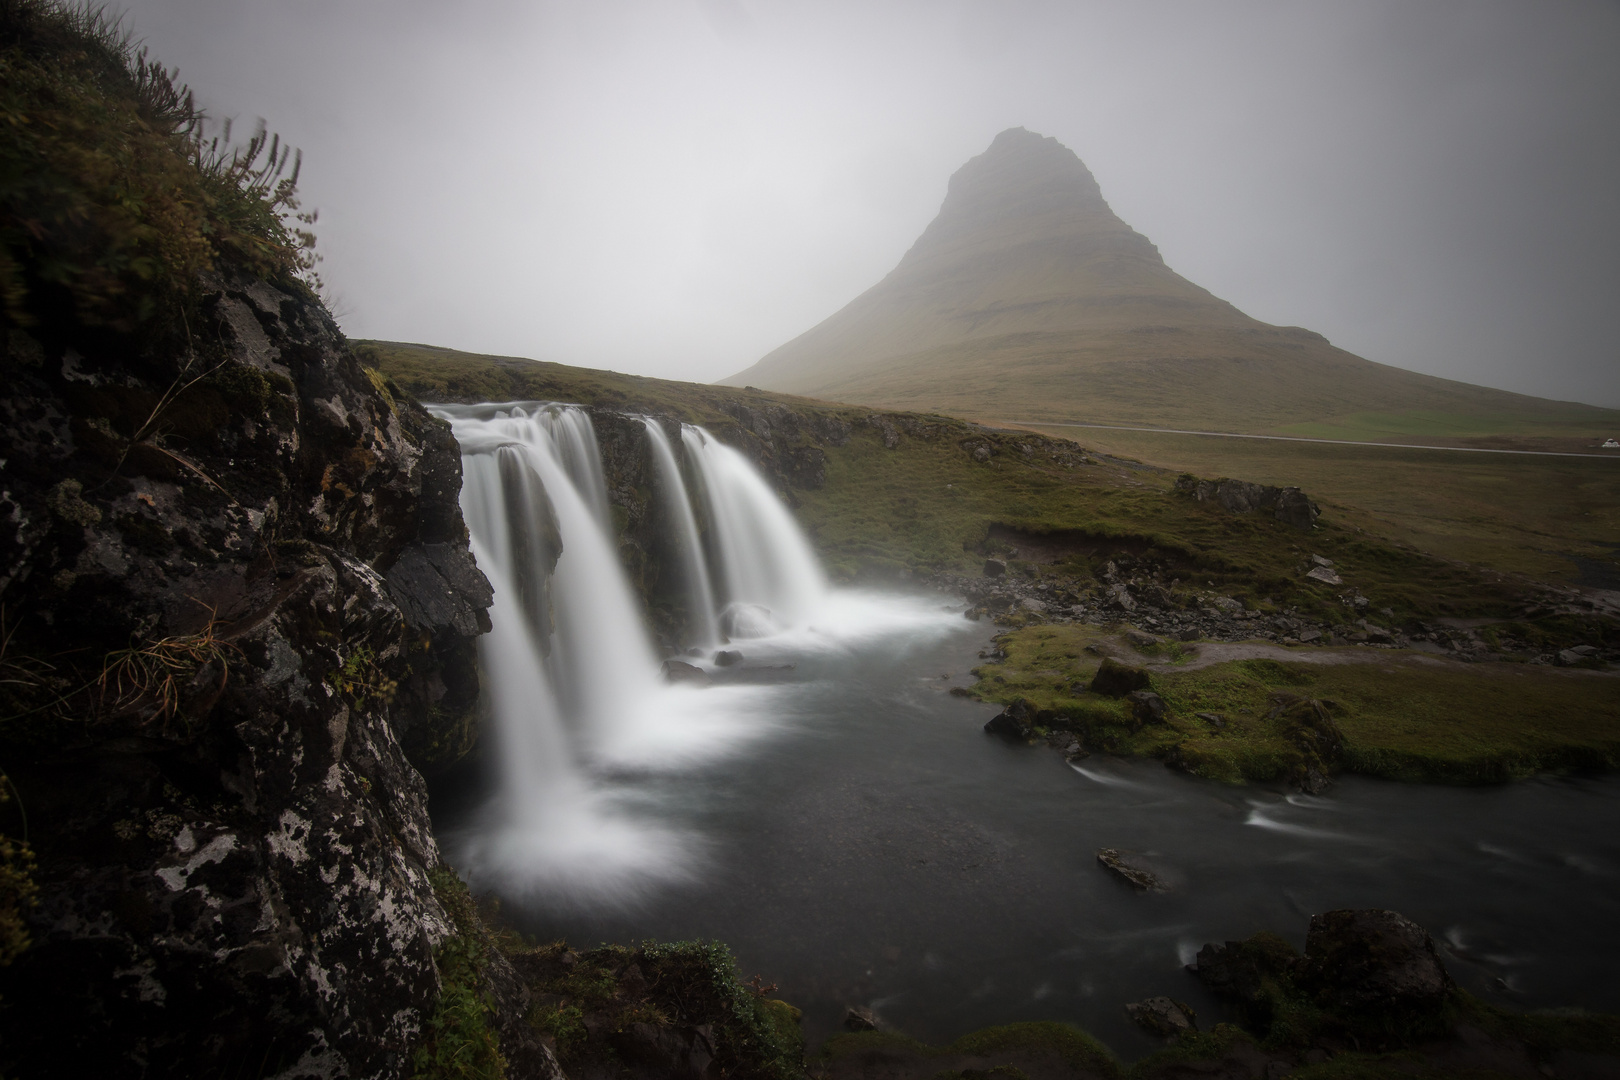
1018,425,1620,585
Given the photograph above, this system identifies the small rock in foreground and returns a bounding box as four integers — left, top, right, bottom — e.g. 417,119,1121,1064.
1125,996,1197,1038
1096,848,1167,892
843,1006,879,1032
713,649,743,666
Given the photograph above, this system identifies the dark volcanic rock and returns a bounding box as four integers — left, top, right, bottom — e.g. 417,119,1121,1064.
1297,909,1454,1019
985,698,1038,739
1125,996,1197,1038
0,271,498,1078
1090,657,1151,697
713,649,744,666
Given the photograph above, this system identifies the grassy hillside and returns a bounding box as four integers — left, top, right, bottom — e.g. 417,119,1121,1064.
367,340,1592,620
1022,424,1620,586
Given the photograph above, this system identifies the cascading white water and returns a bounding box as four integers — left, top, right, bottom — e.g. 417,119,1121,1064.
682,426,827,637
433,402,857,905
641,418,719,647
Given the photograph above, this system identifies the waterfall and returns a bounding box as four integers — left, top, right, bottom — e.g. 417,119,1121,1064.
683,426,827,637
642,418,719,647
430,402,832,903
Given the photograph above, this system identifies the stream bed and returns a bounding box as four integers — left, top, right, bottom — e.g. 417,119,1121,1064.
432,586,1620,1058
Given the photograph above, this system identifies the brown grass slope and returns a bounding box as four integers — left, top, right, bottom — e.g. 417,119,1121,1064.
722,128,1615,433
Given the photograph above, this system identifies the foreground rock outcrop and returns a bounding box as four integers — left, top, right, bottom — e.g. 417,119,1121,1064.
0,271,508,1077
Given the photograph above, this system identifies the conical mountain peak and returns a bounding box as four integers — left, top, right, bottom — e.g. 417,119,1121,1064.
918,127,1113,247
722,129,1579,431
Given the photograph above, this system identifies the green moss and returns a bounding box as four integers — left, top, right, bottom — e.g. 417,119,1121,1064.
414,867,507,1080
973,625,1620,785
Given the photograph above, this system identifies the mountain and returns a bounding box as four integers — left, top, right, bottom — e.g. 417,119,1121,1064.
722,128,1614,434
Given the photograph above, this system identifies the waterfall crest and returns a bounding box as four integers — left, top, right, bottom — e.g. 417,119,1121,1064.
683,426,827,637
642,418,719,648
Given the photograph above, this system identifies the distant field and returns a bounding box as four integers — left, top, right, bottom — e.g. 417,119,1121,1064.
1022,424,1620,586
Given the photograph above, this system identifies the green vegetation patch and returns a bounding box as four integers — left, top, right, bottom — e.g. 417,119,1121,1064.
513,937,804,1080
1,0,319,340
973,626,1620,784
414,867,508,1080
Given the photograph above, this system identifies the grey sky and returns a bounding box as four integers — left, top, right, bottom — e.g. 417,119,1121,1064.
116,0,1620,408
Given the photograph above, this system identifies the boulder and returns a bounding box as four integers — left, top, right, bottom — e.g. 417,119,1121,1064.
1297,628,1323,644
1195,711,1226,728
1096,848,1167,892
1090,657,1151,697
1143,584,1175,608
1019,597,1048,614
1296,909,1454,1019
1125,996,1197,1038
984,699,1038,739
1125,689,1166,725
1306,566,1343,586
1124,629,1158,648
983,558,1007,577
713,649,743,666
662,659,712,686
1310,554,1335,568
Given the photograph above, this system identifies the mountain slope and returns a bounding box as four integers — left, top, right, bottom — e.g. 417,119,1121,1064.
723,128,1615,433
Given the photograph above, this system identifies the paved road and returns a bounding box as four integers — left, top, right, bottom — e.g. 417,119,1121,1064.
1007,420,1620,460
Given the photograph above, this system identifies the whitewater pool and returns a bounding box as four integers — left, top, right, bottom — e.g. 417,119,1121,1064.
430,586,1620,1056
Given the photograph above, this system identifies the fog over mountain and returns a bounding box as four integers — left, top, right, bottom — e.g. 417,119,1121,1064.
116,0,1620,407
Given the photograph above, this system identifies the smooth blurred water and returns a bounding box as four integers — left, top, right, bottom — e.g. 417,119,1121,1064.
431,586,1620,1057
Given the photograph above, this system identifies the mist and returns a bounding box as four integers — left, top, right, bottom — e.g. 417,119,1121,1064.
115,0,1620,408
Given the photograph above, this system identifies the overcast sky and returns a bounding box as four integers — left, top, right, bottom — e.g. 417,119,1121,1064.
117,0,1620,408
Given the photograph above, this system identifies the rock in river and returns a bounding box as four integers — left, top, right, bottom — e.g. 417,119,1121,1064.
1096,848,1167,892
985,698,1038,739
713,649,744,666
662,659,712,685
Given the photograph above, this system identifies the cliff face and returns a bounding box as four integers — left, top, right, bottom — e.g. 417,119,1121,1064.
0,273,504,1077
